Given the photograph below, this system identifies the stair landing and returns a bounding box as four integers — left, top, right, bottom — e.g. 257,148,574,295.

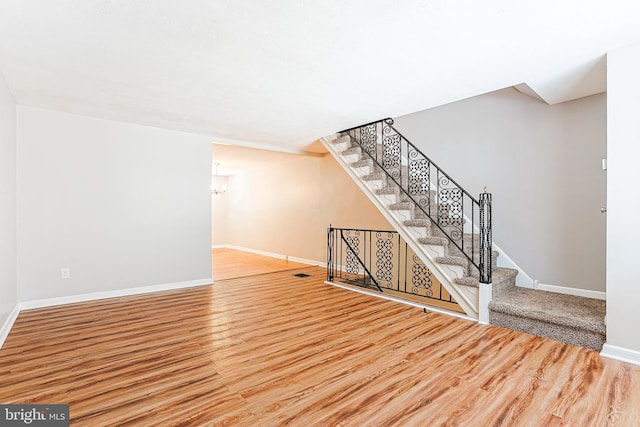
489,287,606,350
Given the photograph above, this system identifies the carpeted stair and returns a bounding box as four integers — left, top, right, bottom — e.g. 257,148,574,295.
489,283,606,350
325,132,607,351
337,134,496,291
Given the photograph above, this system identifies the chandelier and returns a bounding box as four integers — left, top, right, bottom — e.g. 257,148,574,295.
211,162,227,195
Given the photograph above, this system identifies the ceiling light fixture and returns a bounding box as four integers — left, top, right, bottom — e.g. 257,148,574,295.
211,162,227,195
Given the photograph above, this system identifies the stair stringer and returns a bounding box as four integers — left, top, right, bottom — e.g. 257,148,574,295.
321,134,481,319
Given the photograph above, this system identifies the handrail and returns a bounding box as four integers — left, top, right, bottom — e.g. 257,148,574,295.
340,119,492,283
339,119,389,134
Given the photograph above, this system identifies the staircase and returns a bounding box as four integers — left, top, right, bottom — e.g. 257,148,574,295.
322,119,606,350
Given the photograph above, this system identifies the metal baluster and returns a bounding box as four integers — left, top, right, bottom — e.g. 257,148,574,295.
472,203,475,271
403,241,407,294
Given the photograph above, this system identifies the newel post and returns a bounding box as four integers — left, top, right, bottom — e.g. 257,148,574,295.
327,225,334,281
479,191,492,284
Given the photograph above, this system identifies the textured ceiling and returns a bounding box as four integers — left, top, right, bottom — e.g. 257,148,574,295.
0,1,639,151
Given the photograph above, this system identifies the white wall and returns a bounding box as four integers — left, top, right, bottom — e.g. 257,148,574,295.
211,192,228,246
0,73,17,325
17,107,212,301
606,43,640,355
394,89,607,292
211,175,229,246
214,154,392,263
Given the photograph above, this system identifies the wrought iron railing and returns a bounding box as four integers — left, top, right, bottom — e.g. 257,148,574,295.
327,226,459,307
341,119,492,283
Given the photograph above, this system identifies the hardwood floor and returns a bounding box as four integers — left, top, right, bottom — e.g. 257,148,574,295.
212,247,311,280
1,256,639,425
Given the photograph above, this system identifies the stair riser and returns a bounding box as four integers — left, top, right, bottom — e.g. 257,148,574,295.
336,134,351,144
362,178,385,191
333,141,352,152
378,193,398,205
422,244,447,259
343,153,361,163
353,165,373,177
439,263,466,279
406,226,429,239
489,311,605,351
389,209,412,223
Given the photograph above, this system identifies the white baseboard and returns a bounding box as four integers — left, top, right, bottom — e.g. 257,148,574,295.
0,305,21,349
213,244,324,267
288,256,325,267
224,245,286,260
0,278,213,350
18,278,213,311
601,343,640,366
532,282,606,300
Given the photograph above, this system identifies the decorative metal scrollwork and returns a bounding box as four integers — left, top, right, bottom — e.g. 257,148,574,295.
382,134,401,169
438,178,463,241
375,232,394,288
409,159,429,195
344,231,361,279
382,119,394,134
438,188,462,221
360,124,377,157
411,254,433,297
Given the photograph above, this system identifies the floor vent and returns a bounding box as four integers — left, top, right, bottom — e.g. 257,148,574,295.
293,273,311,278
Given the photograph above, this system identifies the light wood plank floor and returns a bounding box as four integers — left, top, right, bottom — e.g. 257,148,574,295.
1,262,639,425
212,247,311,280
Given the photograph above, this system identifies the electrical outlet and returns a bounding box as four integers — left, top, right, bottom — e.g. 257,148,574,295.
60,268,71,279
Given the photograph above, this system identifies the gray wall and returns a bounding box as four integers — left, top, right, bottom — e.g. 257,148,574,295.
394,88,606,292
0,74,17,325
17,106,212,301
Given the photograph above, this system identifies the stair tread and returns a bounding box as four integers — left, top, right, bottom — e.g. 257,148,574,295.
489,287,606,335
435,255,467,267
388,202,413,210
404,219,431,227
331,135,351,145
362,172,386,181
351,159,373,168
454,267,518,287
376,186,399,196
418,236,449,246
342,147,362,156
